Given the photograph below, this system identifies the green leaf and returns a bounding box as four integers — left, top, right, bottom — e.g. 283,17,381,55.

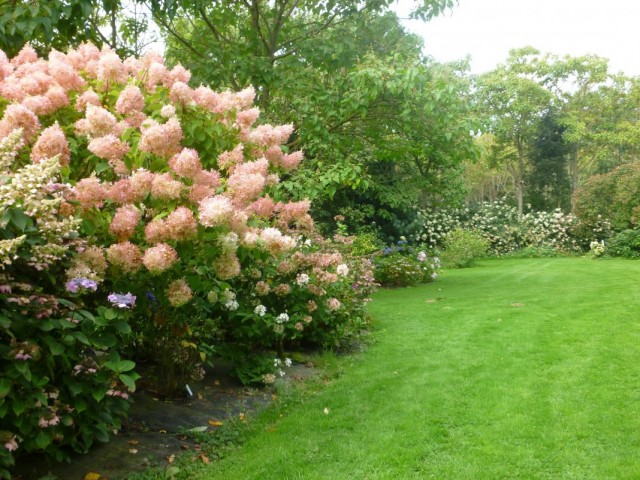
12,398,25,416
104,308,117,320
36,430,52,449
14,361,31,381
93,333,116,348
113,321,131,334
119,373,136,391
92,387,106,402
9,208,31,232
0,378,11,398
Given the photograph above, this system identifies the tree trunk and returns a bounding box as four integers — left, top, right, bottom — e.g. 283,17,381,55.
516,141,525,217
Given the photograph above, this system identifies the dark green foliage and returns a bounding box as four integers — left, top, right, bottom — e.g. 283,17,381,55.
526,112,571,211
573,162,640,231
606,229,640,258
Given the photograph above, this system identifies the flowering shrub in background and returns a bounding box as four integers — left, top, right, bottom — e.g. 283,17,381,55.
373,239,441,287
407,199,608,256
0,42,378,469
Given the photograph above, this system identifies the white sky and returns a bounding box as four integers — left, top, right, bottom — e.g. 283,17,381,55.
395,0,640,76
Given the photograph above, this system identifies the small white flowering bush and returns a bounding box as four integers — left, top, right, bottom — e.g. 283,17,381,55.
409,199,590,256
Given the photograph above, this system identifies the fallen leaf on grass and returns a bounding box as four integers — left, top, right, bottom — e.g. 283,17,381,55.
213,379,221,386
166,454,175,464
200,453,210,464
180,444,190,450
511,303,525,307
425,299,437,303
127,440,139,446
196,393,203,400
208,419,223,427
83,473,102,480
323,407,330,415
239,412,246,421
128,448,138,454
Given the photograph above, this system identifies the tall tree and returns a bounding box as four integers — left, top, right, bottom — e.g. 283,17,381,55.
526,111,571,210
476,47,552,216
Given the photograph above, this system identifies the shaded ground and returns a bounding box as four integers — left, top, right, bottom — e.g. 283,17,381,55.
13,362,317,480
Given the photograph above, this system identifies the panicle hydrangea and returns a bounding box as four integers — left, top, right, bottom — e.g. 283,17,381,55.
0,103,41,142
107,178,137,204
129,168,154,199
69,174,108,209
249,196,276,218
236,107,260,128
88,134,130,163
150,172,183,201
21,95,53,115
115,84,144,114
217,144,244,171
74,88,101,112
213,252,241,280
255,280,270,296
168,148,202,178
97,49,126,84
142,243,178,274
46,85,70,110
260,228,296,254
254,304,267,316
85,104,117,136
29,123,69,165
245,124,293,148
169,81,193,105
139,117,182,158
78,246,108,275
227,172,265,205
110,204,141,240
198,195,233,227
166,278,193,307
326,298,341,311
336,263,349,276
160,104,176,118
106,241,143,274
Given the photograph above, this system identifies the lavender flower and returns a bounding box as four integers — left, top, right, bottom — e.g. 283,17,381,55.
108,292,136,309
66,277,98,293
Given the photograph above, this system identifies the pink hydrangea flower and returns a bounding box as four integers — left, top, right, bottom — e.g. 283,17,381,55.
150,172,183,200
168,148,202,178
69,174,108,209
139,117,183,158
142,243,178,274
115,84,144,114
74,88,101,112
106,241,143,274
85,104,117,136
166,278,193,307
109,204,141,240
198,195,233,227
30,122,70,165
88,134,130,163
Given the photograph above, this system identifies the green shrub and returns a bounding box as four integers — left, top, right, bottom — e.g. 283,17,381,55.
441,228,489,268
373,246,440,287
606,229,640,258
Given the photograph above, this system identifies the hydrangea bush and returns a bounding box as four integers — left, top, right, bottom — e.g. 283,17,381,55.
0,130,135,476
0,43,377,470
407,199,601,255
373,239,441,287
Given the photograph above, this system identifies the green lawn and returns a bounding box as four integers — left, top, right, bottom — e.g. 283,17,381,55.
188,258,640,479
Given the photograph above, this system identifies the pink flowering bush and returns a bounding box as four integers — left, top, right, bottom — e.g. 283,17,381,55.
0,43,376,407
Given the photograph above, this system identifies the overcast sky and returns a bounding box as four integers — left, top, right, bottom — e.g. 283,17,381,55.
395,0,640,76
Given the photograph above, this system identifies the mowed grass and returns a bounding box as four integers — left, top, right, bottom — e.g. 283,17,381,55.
195,258,640,479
